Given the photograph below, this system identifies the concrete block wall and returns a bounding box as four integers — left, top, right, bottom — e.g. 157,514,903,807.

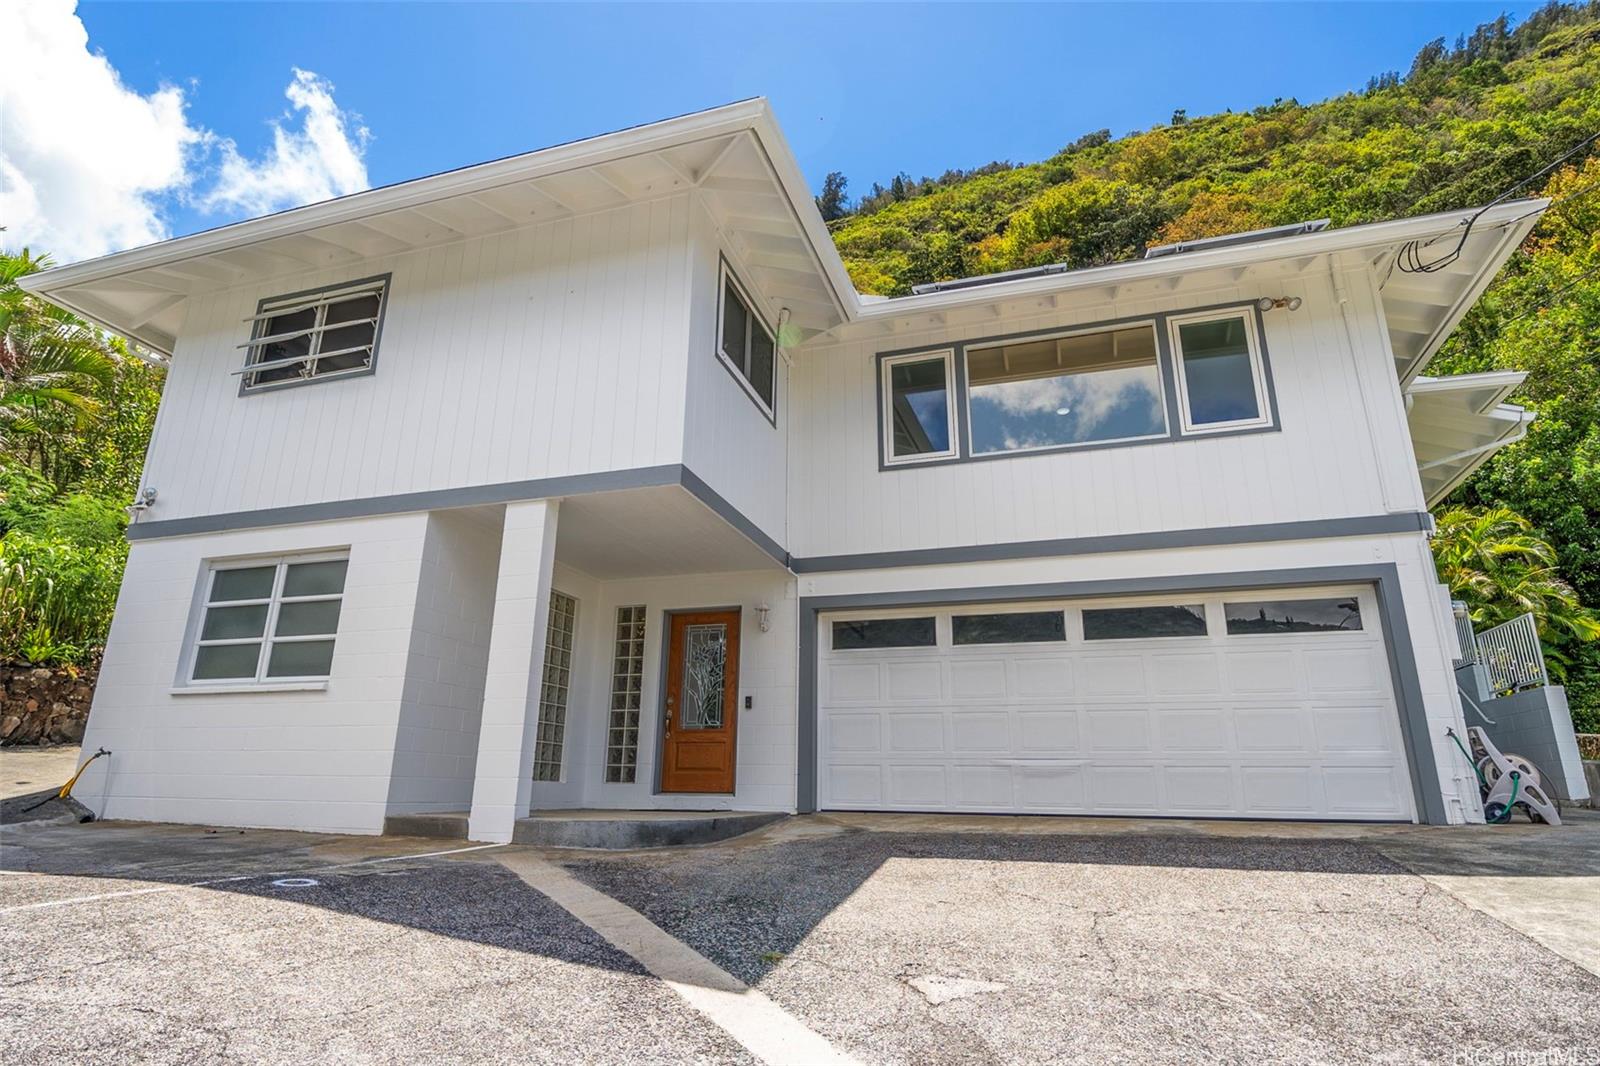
73,513,433,833
384,509,504,815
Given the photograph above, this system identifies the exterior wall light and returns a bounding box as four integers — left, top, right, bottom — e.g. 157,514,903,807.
755,603,771,633
1256,296,1303,312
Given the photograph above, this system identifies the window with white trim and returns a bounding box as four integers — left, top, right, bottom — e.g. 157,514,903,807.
532,591,578,782
1169,311,1271,432
189,554,349,684
717,264,777,415
882,350,957,464
239,276,388,392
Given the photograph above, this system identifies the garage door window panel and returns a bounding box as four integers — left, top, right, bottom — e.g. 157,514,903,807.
1083,604,1208,640
952,611,1066,645
1226,597,1363,634
832,617,937,650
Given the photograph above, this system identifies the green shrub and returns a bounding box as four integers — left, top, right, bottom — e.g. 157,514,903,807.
0,530,126,665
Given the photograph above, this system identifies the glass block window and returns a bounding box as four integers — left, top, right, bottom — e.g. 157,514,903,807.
605,606,647,784
532,591,578,782
189,554,349,684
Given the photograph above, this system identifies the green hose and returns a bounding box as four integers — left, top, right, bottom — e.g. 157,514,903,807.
1447,728,1487,789
1489,771,1522,824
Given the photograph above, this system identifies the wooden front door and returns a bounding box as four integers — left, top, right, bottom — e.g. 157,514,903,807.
660,609,741,793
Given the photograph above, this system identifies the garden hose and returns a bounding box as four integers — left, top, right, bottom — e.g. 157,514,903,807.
1487,771,1522,825
19,746,110,813
59,747,111,799
1446,728,1487,789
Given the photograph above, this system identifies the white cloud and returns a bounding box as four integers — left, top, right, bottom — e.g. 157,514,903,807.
0,0,370,263
202,69,370,217
0,0,201,262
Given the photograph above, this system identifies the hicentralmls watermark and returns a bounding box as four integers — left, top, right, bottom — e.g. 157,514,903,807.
1453,1047,1599,1066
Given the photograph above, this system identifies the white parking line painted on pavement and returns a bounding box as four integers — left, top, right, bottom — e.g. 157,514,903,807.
496,849,861,1066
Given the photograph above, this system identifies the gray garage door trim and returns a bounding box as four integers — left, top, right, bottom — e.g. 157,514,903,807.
797,563,1445,824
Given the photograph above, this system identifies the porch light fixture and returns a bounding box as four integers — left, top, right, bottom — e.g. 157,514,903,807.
756,603,771,633
1256,296,1303,312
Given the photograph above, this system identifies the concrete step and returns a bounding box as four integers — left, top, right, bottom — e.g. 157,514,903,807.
382,811,468,840
513,810,786,850
383,809,786,849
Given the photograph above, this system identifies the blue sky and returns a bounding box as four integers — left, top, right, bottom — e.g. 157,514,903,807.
4,2,1552,261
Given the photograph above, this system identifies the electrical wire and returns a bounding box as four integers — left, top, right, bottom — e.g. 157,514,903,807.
1501,261,1600,324
1395,129,1600,275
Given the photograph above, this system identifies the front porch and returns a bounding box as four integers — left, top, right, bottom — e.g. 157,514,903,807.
384,482,798,844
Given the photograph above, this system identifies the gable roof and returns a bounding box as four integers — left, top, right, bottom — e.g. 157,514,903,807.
19,98,1545,391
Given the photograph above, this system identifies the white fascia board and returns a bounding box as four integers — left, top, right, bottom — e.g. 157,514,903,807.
850,199,1549,321
1408,370,1528,413
749,108,861,320
18,98,775,298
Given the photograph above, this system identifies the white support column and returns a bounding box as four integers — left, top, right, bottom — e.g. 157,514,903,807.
467,499,560,842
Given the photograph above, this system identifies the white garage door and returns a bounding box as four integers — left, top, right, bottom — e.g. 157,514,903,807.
818,586,1415,821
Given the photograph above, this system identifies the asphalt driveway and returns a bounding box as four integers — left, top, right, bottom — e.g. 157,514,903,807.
2,813,1596,1065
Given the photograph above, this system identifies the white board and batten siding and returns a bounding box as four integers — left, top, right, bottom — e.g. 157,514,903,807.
679,196,789,550
787,267,1426,560
141,196,697,523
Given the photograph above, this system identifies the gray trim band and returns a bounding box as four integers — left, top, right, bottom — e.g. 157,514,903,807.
126,465,686,540
796,563,1449,825
676,467,789,566
789,512,1432,573
125,462,796,572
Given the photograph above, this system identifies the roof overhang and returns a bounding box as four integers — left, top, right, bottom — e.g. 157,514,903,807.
17,98,1544,391
18,99,857,354
1406,372,1533,506
838,201,1546,382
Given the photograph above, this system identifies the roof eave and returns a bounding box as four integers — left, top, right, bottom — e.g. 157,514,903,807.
850,199,1549,320
18,98,777,298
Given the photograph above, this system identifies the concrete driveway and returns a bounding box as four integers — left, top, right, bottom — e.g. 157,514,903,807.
2,812,1596,1065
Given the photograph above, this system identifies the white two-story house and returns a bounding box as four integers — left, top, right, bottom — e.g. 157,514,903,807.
22,100,1544,840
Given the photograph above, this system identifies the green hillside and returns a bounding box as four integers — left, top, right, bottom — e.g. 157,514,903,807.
826,2,1600,724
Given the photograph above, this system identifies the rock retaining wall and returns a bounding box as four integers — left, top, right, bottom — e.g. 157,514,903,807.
0,663,96,746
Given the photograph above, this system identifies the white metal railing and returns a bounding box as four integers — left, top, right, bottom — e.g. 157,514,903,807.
1474,612,1547,693
1451,600,1477,664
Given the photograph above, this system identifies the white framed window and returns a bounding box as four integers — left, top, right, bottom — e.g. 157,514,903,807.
187,553,349,685
881,349,958,465
1168,310,1272,434
532,591,579,782
238,276,389,393
716,261,777,417
964,322,1167,455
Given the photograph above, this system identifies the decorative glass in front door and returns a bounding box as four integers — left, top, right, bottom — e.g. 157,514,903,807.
680,623,728,729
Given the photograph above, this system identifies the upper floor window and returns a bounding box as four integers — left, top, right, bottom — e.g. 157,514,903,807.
188,553,349,685
717,263,777,417
239,276,389,393
966,324,1166,454
883,349,957,465
876,302,1278,469
1169,311,1270,432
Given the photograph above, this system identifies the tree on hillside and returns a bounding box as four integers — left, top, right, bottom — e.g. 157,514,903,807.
816,171,851,222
